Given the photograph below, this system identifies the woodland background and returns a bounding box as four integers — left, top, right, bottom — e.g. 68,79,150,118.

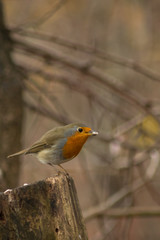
1,0,160,239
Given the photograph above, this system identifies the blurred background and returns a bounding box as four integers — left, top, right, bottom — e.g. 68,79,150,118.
1,0,160,239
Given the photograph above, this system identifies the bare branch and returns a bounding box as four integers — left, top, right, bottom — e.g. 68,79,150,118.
23,76,71,124
12,0,67,30
12,30,160,83
24,99,68,124
13,38,154,116
100,207,160,218
83,154,159,221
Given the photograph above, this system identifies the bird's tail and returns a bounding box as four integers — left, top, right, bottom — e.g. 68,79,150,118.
7,148,28,158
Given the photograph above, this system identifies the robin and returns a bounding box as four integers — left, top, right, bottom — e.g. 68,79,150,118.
8,123,98,171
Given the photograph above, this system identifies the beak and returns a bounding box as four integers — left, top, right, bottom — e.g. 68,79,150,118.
89,130,98,136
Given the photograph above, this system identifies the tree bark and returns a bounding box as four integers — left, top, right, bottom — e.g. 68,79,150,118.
0,0,23,190
0,173,88,240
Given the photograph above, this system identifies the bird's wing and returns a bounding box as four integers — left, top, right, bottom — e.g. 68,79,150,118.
26,141,49,154
8,126,67,157
26,128,64,154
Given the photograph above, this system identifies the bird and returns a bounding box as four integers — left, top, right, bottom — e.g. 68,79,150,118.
7,123,98,171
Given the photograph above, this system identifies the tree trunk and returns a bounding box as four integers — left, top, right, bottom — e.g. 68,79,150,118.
0,0,23,190
0,173,88,240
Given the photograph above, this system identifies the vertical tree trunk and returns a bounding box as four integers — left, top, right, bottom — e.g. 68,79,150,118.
0,0,23,191
0,173,88,240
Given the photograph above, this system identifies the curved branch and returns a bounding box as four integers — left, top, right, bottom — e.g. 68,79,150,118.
98,206,160,218
13,38,154,116
83,154,159,221
12,0,67,30
12,30,160,83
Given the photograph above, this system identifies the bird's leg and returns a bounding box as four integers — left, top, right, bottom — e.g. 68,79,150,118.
58,164,69,175
48,162,68,175
48,163,60,173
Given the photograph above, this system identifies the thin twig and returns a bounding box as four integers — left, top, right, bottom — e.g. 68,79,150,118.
83,154,159,221
12,0,67,30
98,206,160,218
13,38,154,116
24,77,71,124
12,29,160,83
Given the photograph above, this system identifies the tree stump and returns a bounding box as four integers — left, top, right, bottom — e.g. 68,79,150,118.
0,173,88,240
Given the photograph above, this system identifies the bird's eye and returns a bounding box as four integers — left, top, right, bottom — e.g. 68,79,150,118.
77,127,83,133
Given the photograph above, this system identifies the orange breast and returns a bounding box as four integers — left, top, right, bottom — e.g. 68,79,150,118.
62,132,89,160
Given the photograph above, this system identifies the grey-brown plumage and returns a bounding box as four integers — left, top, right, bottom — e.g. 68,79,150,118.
7,123,98,166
